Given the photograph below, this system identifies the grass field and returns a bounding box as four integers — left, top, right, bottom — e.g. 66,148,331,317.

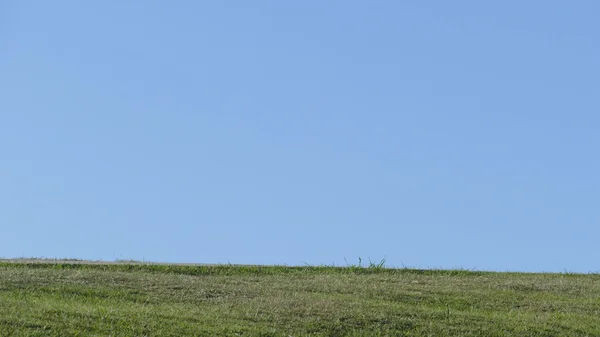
0,260,599,336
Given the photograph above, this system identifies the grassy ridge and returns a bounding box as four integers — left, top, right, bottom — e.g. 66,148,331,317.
0,261,491,276
1,262,599,336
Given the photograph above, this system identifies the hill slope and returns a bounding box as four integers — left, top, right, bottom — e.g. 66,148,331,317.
0,261,599,336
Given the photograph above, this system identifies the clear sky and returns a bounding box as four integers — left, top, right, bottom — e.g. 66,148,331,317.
2,1,599,272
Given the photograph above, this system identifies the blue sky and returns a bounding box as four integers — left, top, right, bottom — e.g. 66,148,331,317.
2,1,599,272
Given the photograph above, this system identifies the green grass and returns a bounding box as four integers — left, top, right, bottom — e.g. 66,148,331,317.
1,261,600,336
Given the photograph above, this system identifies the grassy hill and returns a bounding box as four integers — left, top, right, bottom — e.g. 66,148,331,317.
0,260,599,336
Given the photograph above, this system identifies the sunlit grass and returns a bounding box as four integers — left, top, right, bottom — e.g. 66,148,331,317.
0,259,598,336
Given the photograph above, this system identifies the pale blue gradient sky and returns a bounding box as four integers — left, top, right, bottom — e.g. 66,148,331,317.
2,1,599,272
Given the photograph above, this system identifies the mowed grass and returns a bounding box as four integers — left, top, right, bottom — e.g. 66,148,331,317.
1,262,600,336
